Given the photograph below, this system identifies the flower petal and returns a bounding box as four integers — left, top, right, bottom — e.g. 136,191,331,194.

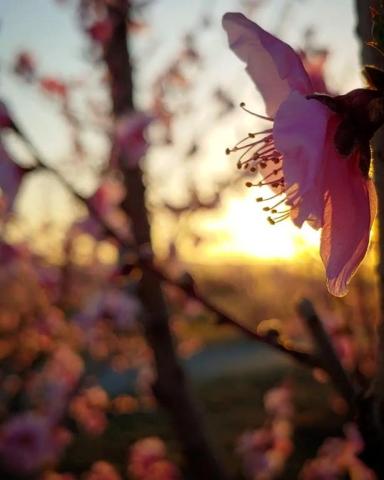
320,124,376,297
222,12,313,117
273,91,329,226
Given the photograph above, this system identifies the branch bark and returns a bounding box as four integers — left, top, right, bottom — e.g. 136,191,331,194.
101,2,229,479
297,299,356,409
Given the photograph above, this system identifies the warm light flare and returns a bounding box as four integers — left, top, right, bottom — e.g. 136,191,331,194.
198,193,320,261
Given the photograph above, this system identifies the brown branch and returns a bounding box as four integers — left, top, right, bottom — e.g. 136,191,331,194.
101,2,229,479
297,299,356,409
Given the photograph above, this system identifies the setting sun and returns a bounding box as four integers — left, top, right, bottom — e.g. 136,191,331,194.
198,192,320,261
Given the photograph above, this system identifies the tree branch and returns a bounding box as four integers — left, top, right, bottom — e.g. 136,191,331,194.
101,2,229,479
297,299,356,409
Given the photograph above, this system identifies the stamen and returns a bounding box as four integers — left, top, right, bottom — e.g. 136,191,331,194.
269,197,287,210
246,129,273,139
225,103,292,226
274,213,291,222
272,208,290,215
257,168,283,184
235,139,279,171
268,212,290,224
239,102,274,122
229,136,271,153
236,143,262,169
256,192,283,203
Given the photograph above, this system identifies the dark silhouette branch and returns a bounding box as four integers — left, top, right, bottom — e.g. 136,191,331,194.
101,2,229,479
297,299,356,409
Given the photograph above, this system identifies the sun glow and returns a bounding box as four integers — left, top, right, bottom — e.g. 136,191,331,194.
198,192,320,261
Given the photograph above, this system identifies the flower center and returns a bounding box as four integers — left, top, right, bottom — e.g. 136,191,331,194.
226,103,290,225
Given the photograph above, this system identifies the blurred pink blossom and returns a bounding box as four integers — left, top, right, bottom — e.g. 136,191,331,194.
0,140,27,217
40,77,68,98
74,287,140,330
237,423,293,480
264,382,293,418
142,460,181,480
42,472,76,480
87,19,114,43
71,176,130,241
0,412,70,475
300,423,376,480
237,382,294,479
70,387,109,436
223,12,377,297
13,51,36,80
84,460,122,480
28,344,84,418
128,437,181,480
113,112,152,169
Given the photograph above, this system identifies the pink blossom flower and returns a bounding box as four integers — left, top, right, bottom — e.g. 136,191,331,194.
143,460,181,480
74,287,140,330
40,77,68,98
264,383,293,418
128,437,181,480
71,176,130,241
0,412,70,475
129,436,166,478
70,386,109,436
84,460,122,480
222,13,380,296
13,51,36,81
87,19,114,43
42,472,76,480
299,423,376,480
0,139,27,217
113,112,152,169
28,344,84,418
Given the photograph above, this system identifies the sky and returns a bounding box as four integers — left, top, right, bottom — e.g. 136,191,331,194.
0,0,367,262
